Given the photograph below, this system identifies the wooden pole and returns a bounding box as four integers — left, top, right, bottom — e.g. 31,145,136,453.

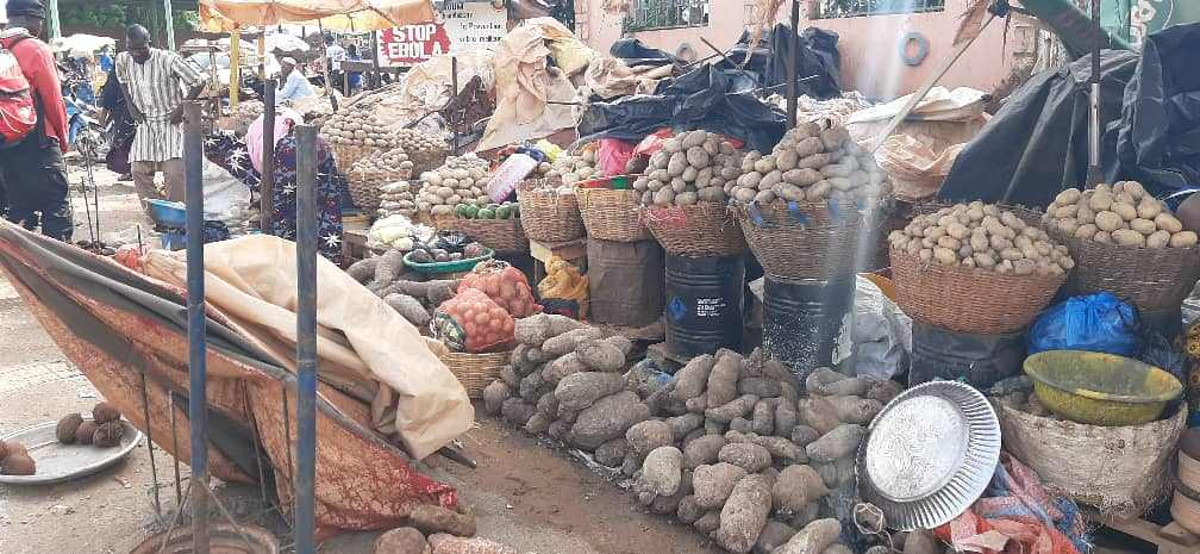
164,0,176,51
46,0,60,40
786,0,799,129
230,27,241,111
293,124,320,554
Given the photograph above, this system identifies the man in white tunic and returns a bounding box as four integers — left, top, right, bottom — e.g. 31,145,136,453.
116,25,205,217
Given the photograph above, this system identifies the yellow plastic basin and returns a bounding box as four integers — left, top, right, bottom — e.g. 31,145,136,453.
1023,350,1183,426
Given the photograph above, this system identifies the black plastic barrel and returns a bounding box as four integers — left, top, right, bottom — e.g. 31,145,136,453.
664,255,745,359
762,275,854,380
909,321,1025,388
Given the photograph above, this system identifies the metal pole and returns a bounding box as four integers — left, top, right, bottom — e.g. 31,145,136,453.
183,101,210,553
451,56,459,154
293,125,320,554
370,31,382,91
1086,0,1103,185
230,28,242,112
262,83,277,231
138,371,163,518
46,0,60,40
786,0,799,129
163,0,176,51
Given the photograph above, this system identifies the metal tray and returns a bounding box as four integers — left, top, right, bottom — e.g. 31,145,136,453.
0,419,142,485
857,381,1001,530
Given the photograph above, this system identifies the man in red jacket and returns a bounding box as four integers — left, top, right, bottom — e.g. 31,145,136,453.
0,0,71,241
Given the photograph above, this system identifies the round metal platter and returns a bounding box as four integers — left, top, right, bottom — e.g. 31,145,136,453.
856,381,1001,530
0,419,142,485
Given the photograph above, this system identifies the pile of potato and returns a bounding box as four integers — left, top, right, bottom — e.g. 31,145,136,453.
727,122,890,205
416,154,493,216
889,202,1074,276
1043,182,1198,248
632,130,745,207
545,148,600,187
482,317,901,554
348,148,416,216
377,180,416,218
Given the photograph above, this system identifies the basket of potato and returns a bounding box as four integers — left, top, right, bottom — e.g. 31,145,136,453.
517,179,585,243
346,148,413,212
1043,182,1200,314
729,121,892,279
632,130,747,257
889,202,1072,334
321,109,449,175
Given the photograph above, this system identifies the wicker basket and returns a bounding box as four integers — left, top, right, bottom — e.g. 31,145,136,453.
1054,233,1200,317
330,141,379,174
435,217,529,254
518,182,585,243
576,186,651,242
644,202,746,257
890,246,1066,334
346,165,412,212
736,199,876,279
440,349,511,399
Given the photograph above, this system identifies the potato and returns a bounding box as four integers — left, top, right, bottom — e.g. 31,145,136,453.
775,183,805,202
664,138,683,153
668,153,688,176
933,247,957,265
1094,211,1123,232
1171,231,1198,248
1147,230,1171,249
681,166,699,182
1089,192,1113,212
937,236,961,250
990,234,1014,251
1093,230,1112,243
754,190,777,204
1155,213,1183,233
795,137,824,158
1137,198,1163,220
776,150,799,171
1076,205,1095,224
784,168,822,186
806,181,832,200
654,187,676,206
1111,202,1138,222
1123,181,1146,200
686,147,710,168
682,131,707,149
1130,218,1157,235
1112,229,1146,247
1055,188,1082,205
973,252,996,268
1054,205,1078,219
761,170,783,190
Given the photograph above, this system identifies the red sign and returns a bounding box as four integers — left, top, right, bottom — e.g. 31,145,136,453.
376,3,506,67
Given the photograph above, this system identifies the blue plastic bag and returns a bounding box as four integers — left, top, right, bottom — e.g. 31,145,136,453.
1028,293,1140,356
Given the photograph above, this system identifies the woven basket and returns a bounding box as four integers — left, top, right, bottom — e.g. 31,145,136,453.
735,199,875,280
644,202,746,257
435,217,529,254
330,141,379,174
440,349,510,399
1053,233,1200,317
576,186,651,242
347,165,412,212
518,182,585,243
890,246,1066,334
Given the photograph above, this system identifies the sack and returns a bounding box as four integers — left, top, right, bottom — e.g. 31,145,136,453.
430,288,516,353
537,255,589,319
0,38,37,148
1028,293,1140,357
597,138,637,177
457,260,541,318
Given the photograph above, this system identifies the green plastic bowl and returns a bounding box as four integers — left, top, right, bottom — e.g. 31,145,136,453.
1023,350,1183,426
403,247,494,274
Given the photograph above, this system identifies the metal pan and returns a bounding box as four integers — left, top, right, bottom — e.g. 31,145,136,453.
0,419,142,485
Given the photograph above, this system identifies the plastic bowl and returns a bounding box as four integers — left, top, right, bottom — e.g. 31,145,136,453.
1023,350,1183,426
403,247,494,274
145,198,187,228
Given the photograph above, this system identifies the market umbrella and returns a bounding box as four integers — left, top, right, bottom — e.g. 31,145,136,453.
198,0,436,32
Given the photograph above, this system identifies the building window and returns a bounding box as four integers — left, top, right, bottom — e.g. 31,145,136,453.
623,0,710,32
817,0,945,19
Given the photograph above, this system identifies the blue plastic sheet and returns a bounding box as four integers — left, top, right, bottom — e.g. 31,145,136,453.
1028,293,1140,356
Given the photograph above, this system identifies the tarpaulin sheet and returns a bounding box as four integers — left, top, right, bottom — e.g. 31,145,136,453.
0,221,460,536
1115,22,1200,195
609,38,680,67
718,24,841,101
577,64,786,153
938,51,1137,207
199,0,435,31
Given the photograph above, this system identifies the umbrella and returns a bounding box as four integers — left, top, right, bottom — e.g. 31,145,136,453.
199,0,436,31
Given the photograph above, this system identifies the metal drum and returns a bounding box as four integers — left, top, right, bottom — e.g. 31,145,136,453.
909,322,1025,389
664,254,745,359
762,274,854,380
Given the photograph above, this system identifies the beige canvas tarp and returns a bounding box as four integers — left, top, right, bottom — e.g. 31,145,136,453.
199,0,436,32
142,234,473,460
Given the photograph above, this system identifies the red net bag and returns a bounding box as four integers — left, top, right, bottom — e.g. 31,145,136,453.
431,289,516,353
458,260,542,318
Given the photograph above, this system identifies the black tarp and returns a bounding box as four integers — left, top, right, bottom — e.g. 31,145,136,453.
1116,23,1200,196
937,51,1138,207
718,25,842,101
577,64,786,153
609,38,681,67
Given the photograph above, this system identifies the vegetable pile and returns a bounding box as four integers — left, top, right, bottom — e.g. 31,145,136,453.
366,215,431,252
889,202,1074,276
1043,182,1198,248
432,288,516,353
408,241,489,264
346,249,460,328
726,122,890,205
452,201,519,220
483,325,899,554
632,130,745,206
347,148,416,217
417,154,494,217
545,147,600,187
377,180,417,219
458,261,541,318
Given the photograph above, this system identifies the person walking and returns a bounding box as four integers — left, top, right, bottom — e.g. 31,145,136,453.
0,0,72,240
115,24,205,216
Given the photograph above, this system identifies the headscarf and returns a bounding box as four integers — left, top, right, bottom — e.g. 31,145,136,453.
6,0,45,18
247,108,303,174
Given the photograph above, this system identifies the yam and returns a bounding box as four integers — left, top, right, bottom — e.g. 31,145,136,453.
427,534,514,554
775,404,799,438
706,394,760,423
772,465,829,513
695,511,722,535
374,527,430,554
815,458,856,489
666,413,706,438
685,435,727,469
774,519,841,554
346,257,379,283
716,474,774,554
514,314,586,346
806,424,865,463
500,364,520,388
791,425,820,447
577,339,626,371
385,294,431,327
752,401,775,436
626,420,676,457
518,370,545,402
756,521,798,554
407,504,477,537
827,396,884,425
555,372,627,411
542,327,602,357
482,381,510,415
706,351,742,407
866,380,904,404
374,249,407,284
718,442,772,473
569,391,650,449
542,353,587,383
797,397,839,435
641,446,684,496
694,462,749,508
535,392,559,420
677,496,704,524
500,398,535,426
524,413,550,435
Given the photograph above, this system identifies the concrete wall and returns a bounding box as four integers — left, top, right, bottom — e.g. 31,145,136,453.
579,0,1038,100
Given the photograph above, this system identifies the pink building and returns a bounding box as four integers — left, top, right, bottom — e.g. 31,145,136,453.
575,0,1039,99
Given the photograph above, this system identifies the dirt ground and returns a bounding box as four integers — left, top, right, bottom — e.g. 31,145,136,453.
0,158,723,554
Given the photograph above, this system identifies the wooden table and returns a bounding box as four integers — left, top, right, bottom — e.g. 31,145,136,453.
343,228,370,266
1084,508,1200,554
528,237,588,284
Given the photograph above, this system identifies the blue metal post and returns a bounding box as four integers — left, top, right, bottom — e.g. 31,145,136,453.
293,125,319,554
183,101,210,552
262,81,276,231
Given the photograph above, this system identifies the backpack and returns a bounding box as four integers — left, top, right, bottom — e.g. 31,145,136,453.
0,37,38,148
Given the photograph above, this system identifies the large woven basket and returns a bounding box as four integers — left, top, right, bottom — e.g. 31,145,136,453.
644,202,746,257
518,182,584,243
330,141,379,174
346,165,411,212
890,246,1067,334
440,349,511,399
736,199,876,280
435,217,529,254
1054,233,1200,317
576,186,651,242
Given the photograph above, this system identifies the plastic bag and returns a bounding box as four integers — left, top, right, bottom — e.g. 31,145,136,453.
458,260,542,318
597,138,638,177
843,275,911,380
537,256,589,319
431,288,516,353
1028,293,1140,357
